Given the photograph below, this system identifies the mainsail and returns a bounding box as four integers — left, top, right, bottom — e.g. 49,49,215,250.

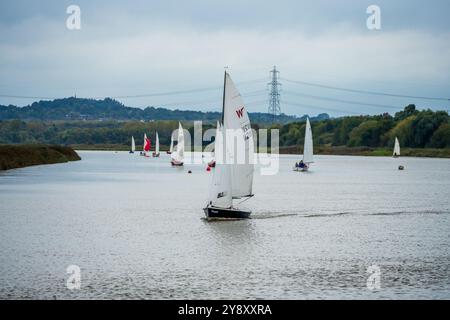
155,132,160,154
222,72,254,199
212,121,221,160
207,125,232,208
169,134,174,153
172,122,185,162
131,136,135,152
302,117,314,164
393,137,401,156
143,133,151,152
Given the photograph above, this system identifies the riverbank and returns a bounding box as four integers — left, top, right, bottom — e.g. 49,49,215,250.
0,145,81,170
279,145,450,158
70,144,450,158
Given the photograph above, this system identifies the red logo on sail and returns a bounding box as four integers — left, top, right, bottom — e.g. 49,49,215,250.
236,107,245,118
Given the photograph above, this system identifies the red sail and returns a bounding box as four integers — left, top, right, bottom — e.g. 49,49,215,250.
144,138,151,152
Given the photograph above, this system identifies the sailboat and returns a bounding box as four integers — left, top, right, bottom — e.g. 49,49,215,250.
294,117,314,171
393,136,404,170
166,134,174,154
152,132,160,157
142,133,151,157
207,121,220,168
170,122,184,166
129,136,135,154
393,137,400,158
203,72,254,220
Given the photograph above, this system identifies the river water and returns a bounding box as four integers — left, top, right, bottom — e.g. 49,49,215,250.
0,151,449,299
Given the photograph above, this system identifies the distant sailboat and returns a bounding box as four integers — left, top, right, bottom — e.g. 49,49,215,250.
167,134,174,154
152,132,160,157
294,117,314,171
393,137,400,158
129,136,135,154
203,72,254,220
142,133,151,157
171,122,184,166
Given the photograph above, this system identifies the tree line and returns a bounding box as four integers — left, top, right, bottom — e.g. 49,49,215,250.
277,105,450,148
0,105,449,149
0,97,320,124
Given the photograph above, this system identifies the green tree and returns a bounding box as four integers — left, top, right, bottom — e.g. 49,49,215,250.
411,110,448,147
348,120,383,147
429,122,450,148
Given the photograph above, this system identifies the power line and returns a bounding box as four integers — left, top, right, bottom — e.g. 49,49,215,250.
282,78,450,102
283,90,401,110
104,86,221,99
0,78,268,101
0,94,56,100
283,100,361,115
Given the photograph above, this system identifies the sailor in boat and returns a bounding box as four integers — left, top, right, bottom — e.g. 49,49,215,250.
299,160,305,169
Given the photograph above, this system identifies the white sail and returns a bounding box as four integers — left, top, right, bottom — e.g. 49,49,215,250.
208,164,232,208
302,117,314,163
222,73,254,198
393,137,400,156
131,136,135,152
207,126,232,208
172,122,185,162
155,132,160,154
212,121,221,159
169,134,174,153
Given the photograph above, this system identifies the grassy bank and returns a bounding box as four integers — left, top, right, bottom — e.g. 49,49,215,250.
279,145,450,158
70,144,132,151
70,143,450,158
0,144,81,170
70,143,169,152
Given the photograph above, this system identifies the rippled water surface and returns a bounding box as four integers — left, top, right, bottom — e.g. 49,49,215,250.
1,151,449,299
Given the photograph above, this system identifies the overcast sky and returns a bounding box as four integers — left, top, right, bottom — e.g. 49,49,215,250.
0,0,449,116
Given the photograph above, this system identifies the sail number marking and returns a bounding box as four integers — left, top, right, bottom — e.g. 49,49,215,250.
242,123,252,141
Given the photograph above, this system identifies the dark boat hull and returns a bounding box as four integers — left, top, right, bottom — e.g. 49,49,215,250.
171,160,183,166
203,206,251,220
207,160,216,168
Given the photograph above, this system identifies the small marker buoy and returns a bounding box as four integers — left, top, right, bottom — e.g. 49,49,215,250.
188,170,192,174
206,167,211,172
398,165,404,170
